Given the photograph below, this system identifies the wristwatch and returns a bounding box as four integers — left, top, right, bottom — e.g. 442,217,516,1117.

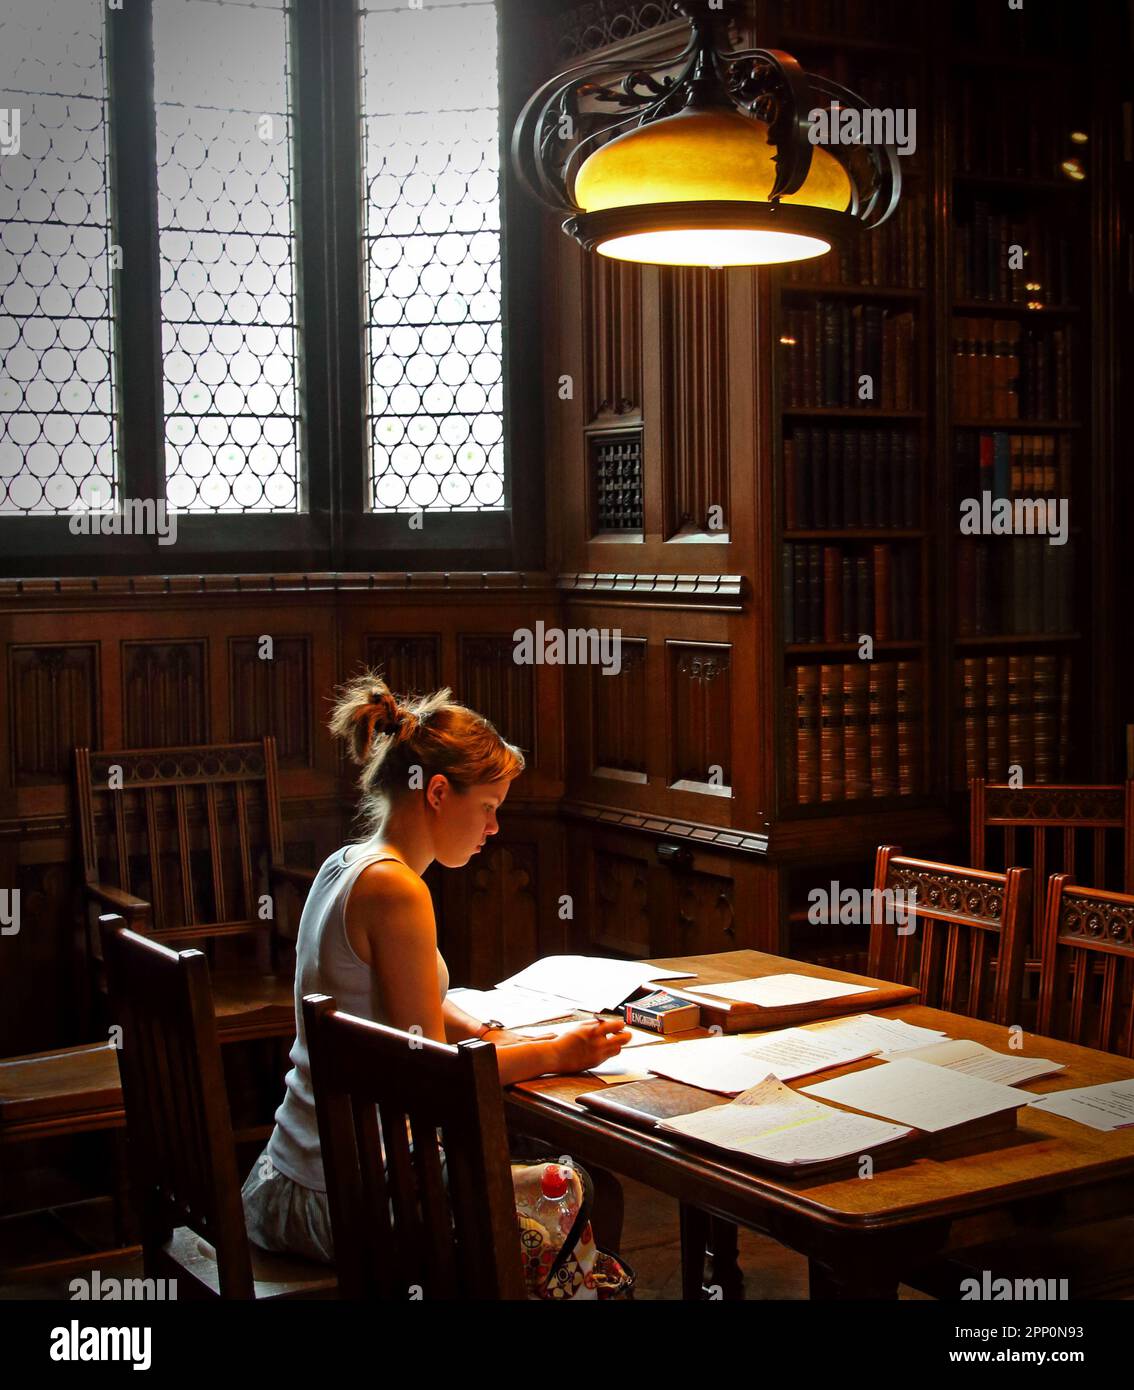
474,1019,506,1039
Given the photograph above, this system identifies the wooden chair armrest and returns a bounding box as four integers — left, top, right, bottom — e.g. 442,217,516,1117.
85,882,150,919
270,864,317,890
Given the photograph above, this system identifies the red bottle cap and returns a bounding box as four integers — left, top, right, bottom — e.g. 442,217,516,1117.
541,1165,570,1199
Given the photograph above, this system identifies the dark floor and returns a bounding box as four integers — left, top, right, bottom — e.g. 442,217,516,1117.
0,1179,933,1300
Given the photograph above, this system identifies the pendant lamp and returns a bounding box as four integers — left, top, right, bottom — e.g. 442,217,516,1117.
511,0,901,268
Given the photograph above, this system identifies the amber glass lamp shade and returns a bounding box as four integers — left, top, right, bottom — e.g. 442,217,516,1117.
571,107,854,267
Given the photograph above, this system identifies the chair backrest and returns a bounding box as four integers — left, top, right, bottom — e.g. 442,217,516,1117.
970,778,1134,957
99,913,255,1299
1038,875,1134,1056
76,738,284,944
303,994,526,1301
868,846,1031,1026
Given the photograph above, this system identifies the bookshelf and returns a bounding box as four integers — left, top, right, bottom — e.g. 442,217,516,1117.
755,0,1120,967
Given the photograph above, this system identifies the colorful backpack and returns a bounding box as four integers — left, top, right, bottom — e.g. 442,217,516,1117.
510,1160,635,1300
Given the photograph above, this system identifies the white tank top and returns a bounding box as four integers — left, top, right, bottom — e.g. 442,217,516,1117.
266,841,450,1192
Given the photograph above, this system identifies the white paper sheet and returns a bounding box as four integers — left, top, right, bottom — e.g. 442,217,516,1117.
643,1027,880,1095
802,1057,1029,1132
677,973,874,1008
658,1075,912,1165
1027,1079,1134,1131
897,1038,1064,1087
497,956,694,1012
445,985,576,1029
803,1013,949,1054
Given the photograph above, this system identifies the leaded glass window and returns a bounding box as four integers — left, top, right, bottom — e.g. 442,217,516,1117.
361,0,505,512
0,0,117,514
153,0,301,513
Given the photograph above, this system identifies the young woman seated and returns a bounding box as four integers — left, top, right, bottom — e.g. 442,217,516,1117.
242,673,630,1264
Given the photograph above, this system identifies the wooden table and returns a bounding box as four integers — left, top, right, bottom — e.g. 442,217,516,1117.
504,950,1134,1300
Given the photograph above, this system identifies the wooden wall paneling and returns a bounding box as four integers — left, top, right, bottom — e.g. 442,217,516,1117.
122,639,208,748
582,250,642,421
229,635,312,768
458,633,536,766
8,645,99,786
591,637,648,782
660,266,730,541
363,634,441,695
667,640,732,794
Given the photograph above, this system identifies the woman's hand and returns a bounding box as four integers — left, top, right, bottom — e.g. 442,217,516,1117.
483,1026,553,1045
550,1017,632,1074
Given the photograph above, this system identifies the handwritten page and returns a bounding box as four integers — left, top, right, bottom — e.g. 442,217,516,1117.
445,986,575,1029
498,956,694,1012
677,974,874,1008
1027,1080,1134,1131
802,1058,1029,1132
658,1075,911,1166
643,1028,880,1095
897,1038,1064,1087
804,1013,949,1054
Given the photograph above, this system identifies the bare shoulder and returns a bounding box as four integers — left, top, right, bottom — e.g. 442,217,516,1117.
349,857,432,913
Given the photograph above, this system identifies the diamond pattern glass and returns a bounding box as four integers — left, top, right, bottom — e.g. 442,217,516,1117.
153,0,300,513
0,0,117,514
361,0,504,512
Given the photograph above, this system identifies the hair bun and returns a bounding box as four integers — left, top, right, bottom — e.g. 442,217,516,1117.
367,688,402,737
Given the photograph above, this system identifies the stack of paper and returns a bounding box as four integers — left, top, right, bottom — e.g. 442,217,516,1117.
671,973,873,1009
643,1027,881,1095
1027,1079,1134,1131
803,1013,949,1054
497,956,694,1013
658,1076,912,1167
897,1039,1064,1087
802,1058,1030,1131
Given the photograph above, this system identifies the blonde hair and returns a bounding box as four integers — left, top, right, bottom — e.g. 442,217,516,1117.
328,669,525,838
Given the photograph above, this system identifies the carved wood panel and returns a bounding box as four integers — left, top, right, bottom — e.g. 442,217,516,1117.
669,642,732,792
8,644,98,785
667,867,737,958
582,252,642,421
592,638,647,778
457,634,535,763
123,641,207,748
461,840,540,988
660,266,729,538
364,634,441,696
592,848,651,956
229,636,311,767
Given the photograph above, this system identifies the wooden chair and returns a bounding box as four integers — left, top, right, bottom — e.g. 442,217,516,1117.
75,737,315,1041
903,874,1134,1300
970,777,1134,969
303,994,526,1300
868,846,1031,1027
99,914,335,1299
1037,875,1134,1057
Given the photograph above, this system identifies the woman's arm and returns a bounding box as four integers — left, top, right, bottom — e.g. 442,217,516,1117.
346,864,630,1081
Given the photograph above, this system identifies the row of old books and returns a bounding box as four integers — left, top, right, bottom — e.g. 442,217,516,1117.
773,0,918,39
954,203,1075,305
953,654,1072,784
953,430,1072,501
784,196,928,289
784,543,920,644
951,320,1073,419
953,78,1088,181
784,427,920,530
787,661,924,804
949,0,1086,59
956,538,1075,636
781,303,917,410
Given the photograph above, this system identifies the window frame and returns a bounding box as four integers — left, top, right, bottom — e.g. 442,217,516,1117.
0,0,545,575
